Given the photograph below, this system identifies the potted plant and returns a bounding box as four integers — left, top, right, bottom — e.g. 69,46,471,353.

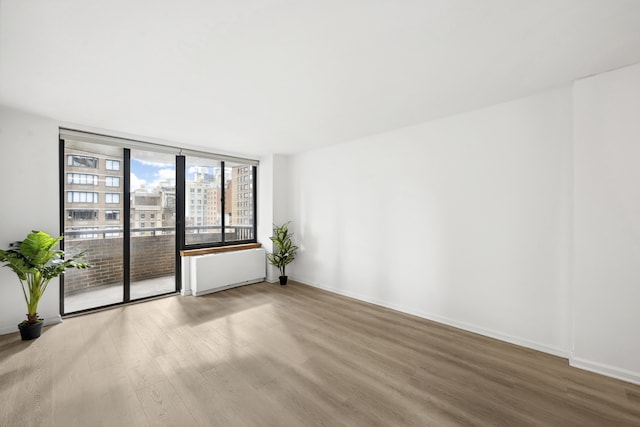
267,222,298,285
0,230,90,340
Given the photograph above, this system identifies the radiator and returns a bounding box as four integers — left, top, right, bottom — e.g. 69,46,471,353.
189,248,266,296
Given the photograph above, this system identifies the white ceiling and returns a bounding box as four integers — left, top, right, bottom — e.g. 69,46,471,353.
2,0,640,157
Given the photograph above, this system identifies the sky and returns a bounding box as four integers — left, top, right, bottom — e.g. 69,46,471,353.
130,159,224,192
130,159,176,192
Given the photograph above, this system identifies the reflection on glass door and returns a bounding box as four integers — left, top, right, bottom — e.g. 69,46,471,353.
62,140,125,312
129,150,176,300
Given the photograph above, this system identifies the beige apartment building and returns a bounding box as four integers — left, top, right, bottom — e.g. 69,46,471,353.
230,165,254,226
64,148,124,239
185,169,221,229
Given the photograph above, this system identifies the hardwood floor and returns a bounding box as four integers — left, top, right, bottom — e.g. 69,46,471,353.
1,281,639,426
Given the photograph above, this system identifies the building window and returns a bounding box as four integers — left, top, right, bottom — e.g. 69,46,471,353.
105,226,122,238
105,210,120,221
67,173,98,185
105,159,120,171
67,227,99,239
67,155,98,168
67,191,98,203
105,176,120,187
105,193,120,204
67,209,98,221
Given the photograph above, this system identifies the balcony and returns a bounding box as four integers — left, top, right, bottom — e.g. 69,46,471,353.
62,225,254,312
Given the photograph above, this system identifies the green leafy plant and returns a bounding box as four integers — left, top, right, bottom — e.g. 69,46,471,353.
266,222,298,277
0,230,90,325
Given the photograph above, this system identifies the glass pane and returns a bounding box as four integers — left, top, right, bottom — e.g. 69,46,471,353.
184,156,223,245
63,141,124,312
225,162,255,242
130,150,176,300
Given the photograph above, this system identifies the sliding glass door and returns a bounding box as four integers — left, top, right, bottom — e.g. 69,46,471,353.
129,150,176,300
61,140,178,314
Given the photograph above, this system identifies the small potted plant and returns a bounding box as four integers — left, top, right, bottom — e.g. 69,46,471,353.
0,230,90,340
267,222,298,285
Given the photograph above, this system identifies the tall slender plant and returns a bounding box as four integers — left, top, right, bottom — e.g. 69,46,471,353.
267,222,298,284
0,230,90,326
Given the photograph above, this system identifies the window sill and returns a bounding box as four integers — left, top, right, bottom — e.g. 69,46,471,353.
180,243,262,257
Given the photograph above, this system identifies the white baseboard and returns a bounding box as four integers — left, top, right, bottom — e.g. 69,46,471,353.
570,356,640,385
44,315,63,327
0,314,63,336
291,276,569,359
292,277,640,385
0,324,18,335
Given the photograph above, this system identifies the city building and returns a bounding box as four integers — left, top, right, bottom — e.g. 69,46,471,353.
64,148,124,239
230,165,254,226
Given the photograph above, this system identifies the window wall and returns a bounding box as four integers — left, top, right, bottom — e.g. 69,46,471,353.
59,129,258,313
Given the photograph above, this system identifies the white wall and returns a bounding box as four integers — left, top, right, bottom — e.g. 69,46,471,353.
572,63,640,383
288,87,574,356
0,105,61,334
258,154,276,281
258,154,290,282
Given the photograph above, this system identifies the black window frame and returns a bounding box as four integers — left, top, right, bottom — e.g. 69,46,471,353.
180,161,257,250
60,129,257,255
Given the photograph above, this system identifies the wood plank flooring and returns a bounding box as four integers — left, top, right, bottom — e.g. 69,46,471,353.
1,281,639,426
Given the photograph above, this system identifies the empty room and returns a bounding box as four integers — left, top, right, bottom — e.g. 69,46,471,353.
1,1,640,426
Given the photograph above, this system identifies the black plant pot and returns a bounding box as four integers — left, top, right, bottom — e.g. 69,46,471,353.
279,276,288,286
19,321,43,341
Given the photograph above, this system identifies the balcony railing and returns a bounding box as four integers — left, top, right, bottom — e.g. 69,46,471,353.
64,225,254,240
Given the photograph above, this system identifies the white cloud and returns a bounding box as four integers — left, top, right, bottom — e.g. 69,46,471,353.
157,169,175,180
130,173,146,191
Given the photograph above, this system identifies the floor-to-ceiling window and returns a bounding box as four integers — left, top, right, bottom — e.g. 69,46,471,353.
59,129,257,314
61,140,129,312
129,149,177,301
